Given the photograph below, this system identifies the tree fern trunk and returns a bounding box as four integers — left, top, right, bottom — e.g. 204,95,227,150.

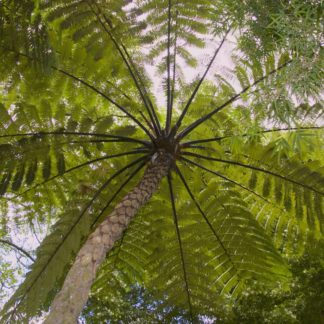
45,152,171,324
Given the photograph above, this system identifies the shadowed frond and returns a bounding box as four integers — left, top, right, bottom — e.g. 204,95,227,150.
0,131,148,197
0,0,323,322
0,0,54,71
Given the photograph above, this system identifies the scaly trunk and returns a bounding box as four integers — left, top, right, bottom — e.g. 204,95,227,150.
45,152,171,324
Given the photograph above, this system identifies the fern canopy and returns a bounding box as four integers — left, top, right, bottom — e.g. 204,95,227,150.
0,0,323,322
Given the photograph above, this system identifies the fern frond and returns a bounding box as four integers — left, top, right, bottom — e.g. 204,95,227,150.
0,0,54,71
177,58,292,139
182,141,324,246
0,156,147,321
167,174,194,319
0,128,148,197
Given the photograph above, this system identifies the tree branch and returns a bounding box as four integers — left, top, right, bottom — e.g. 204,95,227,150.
166,0,172,133
120,43,162,135
169,10,178,134
0,239,35,262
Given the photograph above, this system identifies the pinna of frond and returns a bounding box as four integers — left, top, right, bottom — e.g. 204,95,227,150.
0,0,323,323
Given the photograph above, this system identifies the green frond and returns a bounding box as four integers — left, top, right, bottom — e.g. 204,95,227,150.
0,135,90,196
182,137,324,255
0,0,323,321
88,173,291,318
1,157,147,321
1,200,96,321
0,0,54,72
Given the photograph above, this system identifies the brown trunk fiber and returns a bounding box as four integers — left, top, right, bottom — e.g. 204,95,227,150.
44,152,171,324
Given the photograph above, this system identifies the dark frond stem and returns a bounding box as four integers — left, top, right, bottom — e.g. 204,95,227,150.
55,67,154,140
91,161,147,227
42,48,133,105
182,151,324,196
177,59,293,140
169,10,178,130
1,140,146,161
55,48,135,104
0,131,151,147
180,157,284,209
174,166,240,284
4,49,153,141
14,140,148,157
165,0,172,133
59,139,148,146
182,126,324,146
139,111,155,133
167,174,194,320
170,29,231,138
14,155,148,310
7,150,148,201
55,139,137,145
120,44,162,135
87,1,160,136
0,239,35,262
181,145,216,152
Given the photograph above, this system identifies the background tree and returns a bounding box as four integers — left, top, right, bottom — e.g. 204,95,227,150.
219,239,324,324
0,0,323,322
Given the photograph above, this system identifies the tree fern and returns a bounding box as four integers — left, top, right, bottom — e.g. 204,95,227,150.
0,0,323,322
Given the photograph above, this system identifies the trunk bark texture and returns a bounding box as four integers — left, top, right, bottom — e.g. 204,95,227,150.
45,152,171,324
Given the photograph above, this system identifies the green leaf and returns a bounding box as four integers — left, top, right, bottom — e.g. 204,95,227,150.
0,173,12,196
42,157,51,180
25,159,38,186
114,126,137,137
11,164,25,191
56,153,65,175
